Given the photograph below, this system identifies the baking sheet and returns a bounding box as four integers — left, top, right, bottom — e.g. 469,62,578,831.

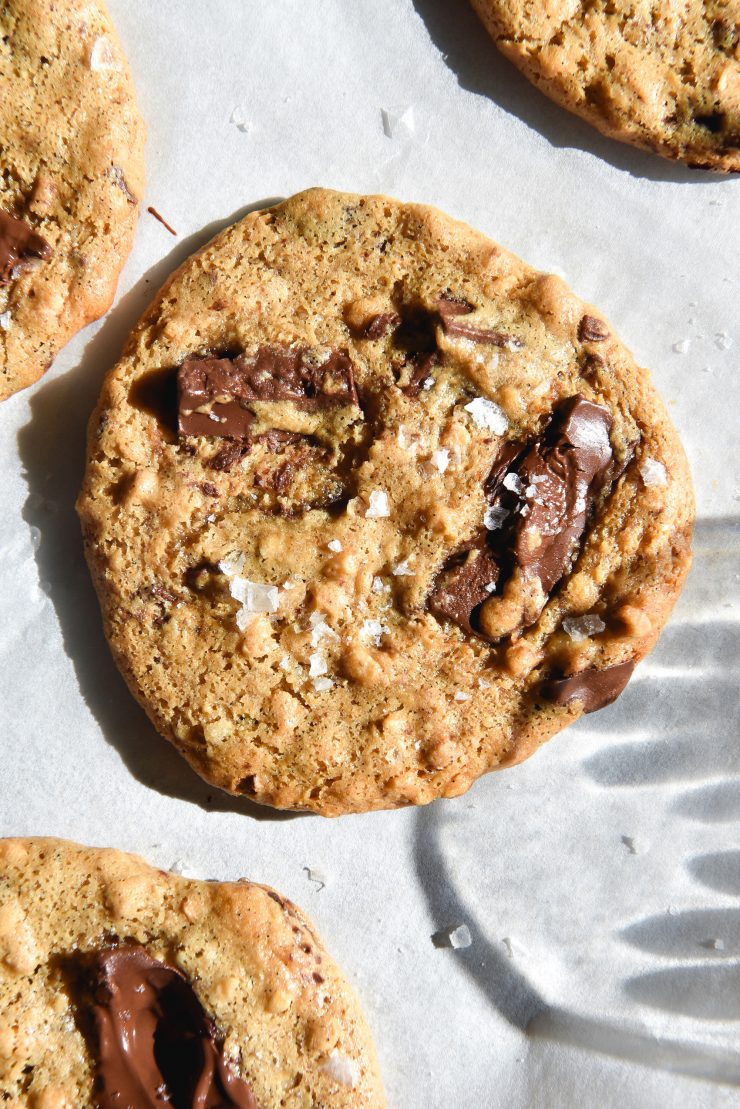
1,1,739,1104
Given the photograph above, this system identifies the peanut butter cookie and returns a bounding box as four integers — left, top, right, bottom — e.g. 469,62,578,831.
0,0,145,400
0,837,384,1106
470,0,740,171
78,189,693,815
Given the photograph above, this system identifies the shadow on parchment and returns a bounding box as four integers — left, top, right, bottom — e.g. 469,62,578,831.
17,197,305,822
414,516,740,1084
410,0,729,187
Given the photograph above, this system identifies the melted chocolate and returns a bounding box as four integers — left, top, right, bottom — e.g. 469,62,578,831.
0,209,52,283
359,312,401,339
90,944,258,1109
541,659,635,713
178,347,358,439
428,397,614,642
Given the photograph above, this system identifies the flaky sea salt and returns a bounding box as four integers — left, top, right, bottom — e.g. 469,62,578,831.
672,338,691,354
309,652,328,678
640,457,668,487
422,376,435,390
372,575,390,594
447,925,472,949
392,560,414,577
0,311,11,331
484,505,508,531
365,490,390,518
463,397,508,435
89,35,121,71
360,618,387,647
562,614,606,642
312,676,334,692
309,612,339,648
454,691,470,702
503,472,524,495
229,578,279,612
327,539,343,552
381,104,415,139
321,1051,360,1088
431,448,450,473
230,106,251,133
219,552,246,578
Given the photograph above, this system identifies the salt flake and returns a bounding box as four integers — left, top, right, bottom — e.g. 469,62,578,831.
463,397,508,435
392,560,414,577
562,614,606,642
640,458,668,487
672,339,691,354
219,552,246,578
308,652,328,678
230,106,251,133
381,104,415,139
503,472,524,495
365,490,390,518
360,618,387,647
89,35,121,71
447,924,472,949
484,505,509,531
321,1051,360,1088
0,311,11,331
312,676,334,692
372,575,390,594
454,691,470,702
327,539,343,552
431,448,450,474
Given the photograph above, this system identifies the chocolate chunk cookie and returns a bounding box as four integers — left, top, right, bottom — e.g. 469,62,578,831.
0,0,145,400
77,189,693,816
470,0,740,171
0,837,384,1106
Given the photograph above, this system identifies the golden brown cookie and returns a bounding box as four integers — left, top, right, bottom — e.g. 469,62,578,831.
0,837,385,1107
0,0,145,400
470,0,740,171
77,189,693,816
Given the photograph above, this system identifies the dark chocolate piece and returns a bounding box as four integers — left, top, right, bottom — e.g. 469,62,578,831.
0,209,52,284
428,396,613,642
209,440,252,472
437,295,521,348
177,347,358,440
509,396,613,595
400,352,438,397
428,546,499,637
359,313,401,339
578,315,610,342
540,659,635,713
90,944,258,1109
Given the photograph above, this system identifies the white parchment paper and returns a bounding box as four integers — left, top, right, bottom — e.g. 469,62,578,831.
1,2,739,1105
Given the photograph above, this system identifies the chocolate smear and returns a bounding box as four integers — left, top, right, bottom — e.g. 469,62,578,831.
90,944,258,1108
540,659,635,713
359,312,401,340
578,315,610,342
178,347,359,439
428,546,500,637
0,209,52,284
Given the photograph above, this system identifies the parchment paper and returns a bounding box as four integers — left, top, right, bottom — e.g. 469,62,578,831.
1,2,738,1105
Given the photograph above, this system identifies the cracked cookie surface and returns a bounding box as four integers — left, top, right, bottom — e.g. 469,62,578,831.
0,0,145,400
77,189,693,816
0,837,384,1107
470,0,740,171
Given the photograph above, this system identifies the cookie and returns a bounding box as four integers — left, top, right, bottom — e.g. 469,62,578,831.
0,837,385,1107
0,0,145,401
469,0,740,171
77,189,693,816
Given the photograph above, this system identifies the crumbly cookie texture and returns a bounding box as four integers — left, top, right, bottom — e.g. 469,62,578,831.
470,0,740,171
0,0,145,400
77,189,693,816
0,837,385,1107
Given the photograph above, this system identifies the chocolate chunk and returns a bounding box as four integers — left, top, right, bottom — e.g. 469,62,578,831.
428,546,500,637
510,396,613,595
428,396,613,642
578,315,610,342
359,312,401,339
178,347,359,440
0,209,52,284
400,351,438,396
437,295,521,348
89,944,258,1108
259,429,305,453
209,439,252,471
540,659,635,713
